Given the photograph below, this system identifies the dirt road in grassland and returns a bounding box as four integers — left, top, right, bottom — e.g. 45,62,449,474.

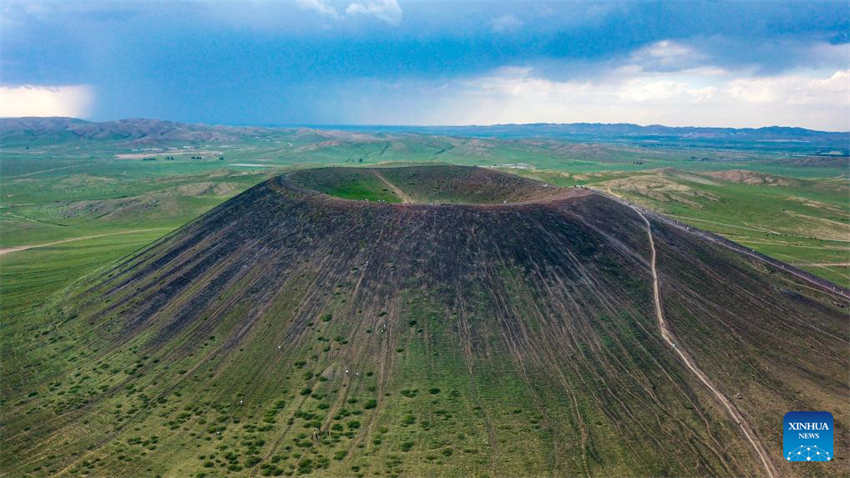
793,262,850,267
0,228,170,257
372,170,414,204
631,205,778,478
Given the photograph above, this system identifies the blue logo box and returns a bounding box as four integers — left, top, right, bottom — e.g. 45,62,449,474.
784,411,833,462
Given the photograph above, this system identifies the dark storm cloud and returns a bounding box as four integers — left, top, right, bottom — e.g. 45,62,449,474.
1,1,847,126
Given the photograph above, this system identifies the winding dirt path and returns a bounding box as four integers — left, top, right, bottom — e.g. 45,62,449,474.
597,186,849,301
6,164,77,179
632,205,778,478
792,262,850,267
0,228,169,257
372,170,413,204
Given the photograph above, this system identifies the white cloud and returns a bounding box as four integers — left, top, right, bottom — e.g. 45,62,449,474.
295,0,339,18
328,64,849,131
0,85,94,118
294,0,402,25
435,66,850,130
377,40,848,130
345,0,401,25
491,14,523,33
642,40,698,63
618,78,717,103
729,70,850,106
625,40,708,72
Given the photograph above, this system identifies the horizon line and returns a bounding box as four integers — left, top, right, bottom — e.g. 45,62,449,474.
2,116,849,134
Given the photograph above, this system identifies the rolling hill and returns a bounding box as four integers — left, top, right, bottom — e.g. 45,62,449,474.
327,123,850,155
2,166,847,477
0,118,267,146
3,117,848,155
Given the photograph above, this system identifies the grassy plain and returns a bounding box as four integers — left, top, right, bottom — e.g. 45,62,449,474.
0,128,847,477
1,165,845,477
2,131,847,286
509,168,850,285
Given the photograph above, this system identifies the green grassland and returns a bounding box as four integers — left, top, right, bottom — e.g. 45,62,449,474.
506,167,850,285
0,131,847,477
2,165,845,477
288,168,403,203
3,131,846,285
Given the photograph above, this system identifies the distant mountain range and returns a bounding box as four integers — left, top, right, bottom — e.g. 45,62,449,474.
341,122,850,154
2,117,847,154
0,117,269,145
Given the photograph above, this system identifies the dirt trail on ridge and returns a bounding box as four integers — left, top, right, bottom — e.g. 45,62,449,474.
372,170,414,203
0,228,170,257
632,204,778,478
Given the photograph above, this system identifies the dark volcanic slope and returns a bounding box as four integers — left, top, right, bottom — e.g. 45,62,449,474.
3,166,847,478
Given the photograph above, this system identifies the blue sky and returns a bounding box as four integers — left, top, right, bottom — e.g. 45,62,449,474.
1,1,848,130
